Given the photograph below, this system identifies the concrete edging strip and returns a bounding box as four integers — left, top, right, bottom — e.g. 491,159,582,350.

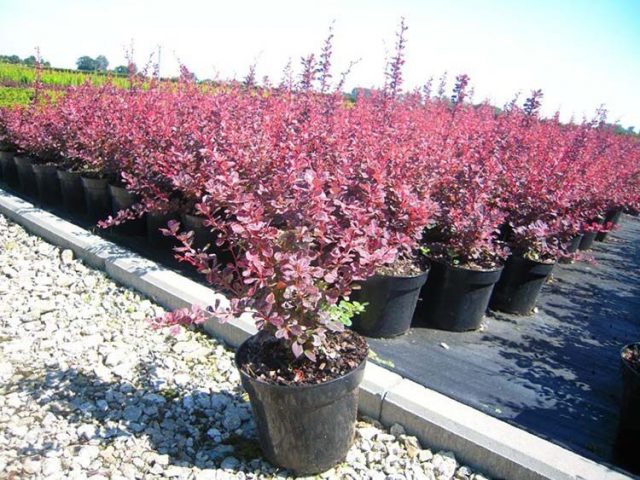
0,188,633,480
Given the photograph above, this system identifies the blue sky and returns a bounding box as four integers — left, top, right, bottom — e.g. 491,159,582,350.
1,0,639,127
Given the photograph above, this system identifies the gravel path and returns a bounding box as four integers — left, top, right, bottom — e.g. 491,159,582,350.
0,213,490,480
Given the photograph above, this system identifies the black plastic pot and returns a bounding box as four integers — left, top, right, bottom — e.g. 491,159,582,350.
578,232,598,251
147,210,180,249
236,334,366,475
57,169,86,214
0,151,18,187
567,234,583,253
579,217,605,251
489,255,555,315
352,269,428,338
615,343,640,474
14,155,37,196
596,209,623,242
179,213,236,265
81,176,111,222
32,164,62,205
415,260,503,331
108,185,146,236
181,213,216,250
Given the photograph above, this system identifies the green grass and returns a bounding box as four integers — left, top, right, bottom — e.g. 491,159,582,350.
0,62,130,88
0,86,33,107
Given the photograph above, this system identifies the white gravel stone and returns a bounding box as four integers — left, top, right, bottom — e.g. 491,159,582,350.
0,213,490,480
433,451,458,479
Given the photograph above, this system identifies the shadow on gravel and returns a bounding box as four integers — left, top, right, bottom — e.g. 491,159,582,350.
11,360,270,474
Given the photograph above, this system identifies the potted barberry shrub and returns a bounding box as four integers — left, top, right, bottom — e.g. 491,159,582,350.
596,207,623,242
415,81,508,331
0,111,19,187
615,343,640,474
153,49,411,471
489,220,557,315
578,216,605,250
347,29,435,338
2,107,38,197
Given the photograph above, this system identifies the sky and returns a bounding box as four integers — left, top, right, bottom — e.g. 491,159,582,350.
1,0,639,127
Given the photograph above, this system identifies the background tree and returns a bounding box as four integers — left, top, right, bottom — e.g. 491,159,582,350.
95,55,109,71
76,56,97,71
0,55,21,64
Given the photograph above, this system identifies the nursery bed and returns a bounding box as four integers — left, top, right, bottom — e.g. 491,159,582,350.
368,214,640,469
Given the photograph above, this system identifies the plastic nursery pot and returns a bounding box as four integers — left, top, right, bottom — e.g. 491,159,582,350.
615,343,640,474
415,260,503,332
567,234,583,253
57,169,86,214
32,164,62,205
352,269,429,338
578,232,598,251
235,334,366,475
489,255,555,315
13,155,38,197
108,185,146,236
579,217,605,251
596,209,623,242
181,213,217,250
146,210,180,249
81,176,111,222
0,150,18,187
180,213,236,265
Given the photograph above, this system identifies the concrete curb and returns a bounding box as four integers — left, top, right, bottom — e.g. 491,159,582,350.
0,188,633,480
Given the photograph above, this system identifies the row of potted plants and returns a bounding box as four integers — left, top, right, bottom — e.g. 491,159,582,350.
1,24,639,473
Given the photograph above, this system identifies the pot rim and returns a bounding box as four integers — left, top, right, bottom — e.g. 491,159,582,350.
32,163,59,172
235,334,368,392
429,257,504,274
372,264,430,280
509,253,556,266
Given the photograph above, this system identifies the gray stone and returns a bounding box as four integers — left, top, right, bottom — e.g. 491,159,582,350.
122,405,142,422
220,456,240,470
222,412,242,431
390,423,406,437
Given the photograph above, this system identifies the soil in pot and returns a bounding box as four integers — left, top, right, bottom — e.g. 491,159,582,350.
0,151,18,187
615,343,640,474
81,176,111,222
415,260,503,332
108,185,146,236
14,155,37,197
57,169,86,214
489,255,555,315
236,330,367,475
33,164,62,205
596,209,623,242
352,259,429,338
